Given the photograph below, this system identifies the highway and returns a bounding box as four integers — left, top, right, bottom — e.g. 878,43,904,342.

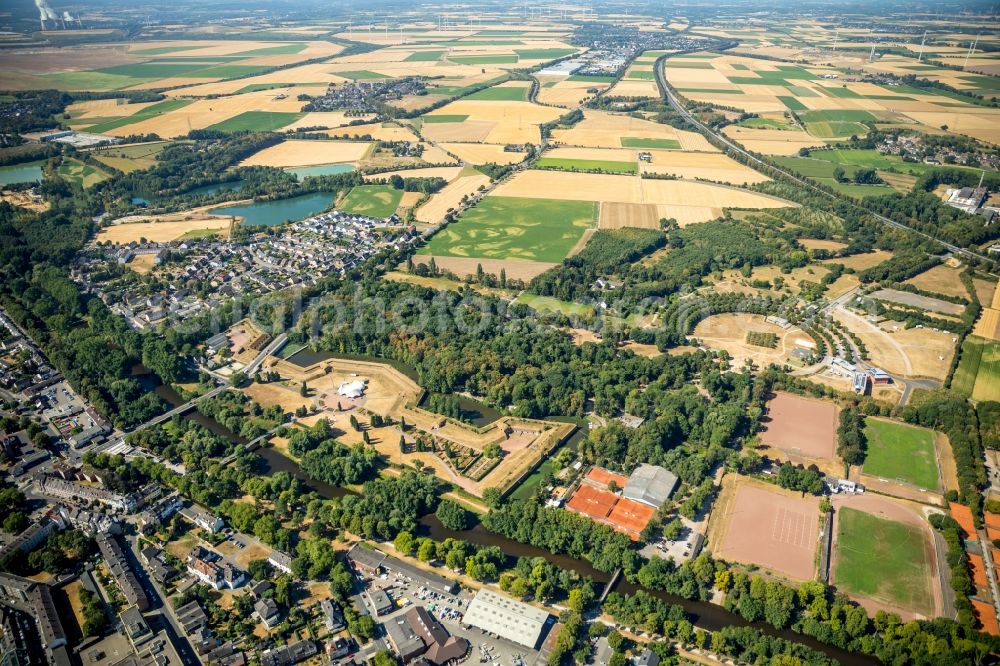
652,54,997,267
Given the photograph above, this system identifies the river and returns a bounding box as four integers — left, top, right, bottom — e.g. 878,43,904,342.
136,363,874,666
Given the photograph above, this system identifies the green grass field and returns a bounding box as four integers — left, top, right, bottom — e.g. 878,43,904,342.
421,114,469,123
626,70,656,80
819,86,863,99
337,185,402,218
953,336,1000,402
799,110,877,123
515,48,576,60
771,156,896,199
85,99,192,134
862,418,939,490
449,55,519,65
338,70,391,80
834,508,933,616
805,120,871,138
535,157,637,174
205,111,304,133
567,74,615,83
231,43,307,57
739,117,792,129
667,60,715,69
465,86,528,101
777,96,807,110
620,137,681,149
423,196,596,263
405,51,444,62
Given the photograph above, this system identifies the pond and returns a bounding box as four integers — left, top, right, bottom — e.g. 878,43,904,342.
286,163,355,179
0,161,44,186
209,191,336,227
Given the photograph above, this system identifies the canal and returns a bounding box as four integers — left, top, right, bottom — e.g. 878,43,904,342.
139,363,875,666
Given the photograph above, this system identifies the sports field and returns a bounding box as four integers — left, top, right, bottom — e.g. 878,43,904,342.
423,196,596,263
862,418,939,490
338,185,403,218
535,157,637,174
834,507,934,616
759,392,838,462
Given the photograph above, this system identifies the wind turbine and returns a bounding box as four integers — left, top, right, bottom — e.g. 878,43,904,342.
963,33,979,69
917,30,927,62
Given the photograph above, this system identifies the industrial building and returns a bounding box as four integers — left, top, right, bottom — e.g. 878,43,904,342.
462,589,552,650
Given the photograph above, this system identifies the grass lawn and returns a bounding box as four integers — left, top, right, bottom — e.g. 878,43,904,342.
84,99,192,133
449,55,518,65
777,96,807,110
421,114,469,123
465,86,528,101
771,156,895,199
535,157,637,174
620,137,681,149
205,111,304,133
799,110,877,123
405,50,444,61
834,508,934,616
338,184,403,218
862,418,939,490
953,336,1000,402
338,70,392,80
423,195,596,263
514,293,594,317
626,70,656,80
819,86,863,99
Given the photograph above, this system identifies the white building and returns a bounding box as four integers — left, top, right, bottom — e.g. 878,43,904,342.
462,589,551,649
337,380,366,398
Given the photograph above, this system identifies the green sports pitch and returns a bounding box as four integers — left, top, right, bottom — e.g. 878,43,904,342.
861,418,939,490
834,508,934,616
423,196,596,264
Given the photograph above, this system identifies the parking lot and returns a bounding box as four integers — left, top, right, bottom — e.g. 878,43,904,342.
356,570,539,666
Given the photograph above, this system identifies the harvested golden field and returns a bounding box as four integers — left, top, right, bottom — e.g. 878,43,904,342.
608,79,660,97
284,111,376,130
241,140,371,167
973,308,1000,341
420,144,460,164
420,120,496,143
102,91,306,138
67,98,158,119
834,308,957,380
415,172,490,224
903,264,970,300
899,110,1000,145
638,151,770,185
692,313,816,368
799,238,848,251
822,250,893,270
442,143,527,165
722,126,823,155
96,211,229,245
412,255,555,281
338,122,420,142
598,202,661,229
491,170,792,220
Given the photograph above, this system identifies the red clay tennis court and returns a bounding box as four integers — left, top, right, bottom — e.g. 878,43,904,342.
607,499,657,540
585,467,628,488
950,502,978,540
973,599,999,636
566,484,617,520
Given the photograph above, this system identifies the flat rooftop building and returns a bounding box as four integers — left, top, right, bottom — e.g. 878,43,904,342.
622,464,678,508
462,589,551,650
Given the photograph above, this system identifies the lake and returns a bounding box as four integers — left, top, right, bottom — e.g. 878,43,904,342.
0,161,44,186
286,163,355,179
209,192,337,227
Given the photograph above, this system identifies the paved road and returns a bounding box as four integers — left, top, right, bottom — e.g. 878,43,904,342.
652,54,997,268
124,533,200,666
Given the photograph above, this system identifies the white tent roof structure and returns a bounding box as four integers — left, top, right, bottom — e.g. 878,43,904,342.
337,380,366,398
